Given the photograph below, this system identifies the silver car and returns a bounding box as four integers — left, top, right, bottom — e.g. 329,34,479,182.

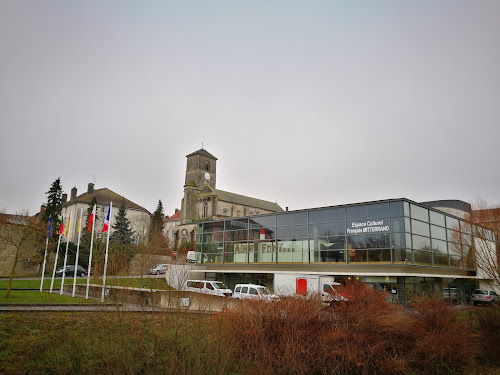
471,289,499,306
147,264,167,275
442,288,462,304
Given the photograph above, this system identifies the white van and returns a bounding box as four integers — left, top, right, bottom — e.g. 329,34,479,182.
186,251,208,263
233,284,279,301
185,280,233,297
186,251,196,263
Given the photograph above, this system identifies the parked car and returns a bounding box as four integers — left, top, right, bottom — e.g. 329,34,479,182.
233,284,279,301
147,264,167,275
472,289,499,306
55,265,87,278
442,288,462,304
185,280,233,297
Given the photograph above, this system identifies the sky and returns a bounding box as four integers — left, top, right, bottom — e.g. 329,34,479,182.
1,0,499,216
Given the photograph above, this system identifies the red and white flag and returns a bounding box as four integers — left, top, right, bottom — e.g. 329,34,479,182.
88,205,95,233
102,205,111,232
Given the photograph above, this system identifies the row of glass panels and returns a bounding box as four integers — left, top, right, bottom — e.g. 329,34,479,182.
198,218,474,245
195,243,466,268
200,201,486,234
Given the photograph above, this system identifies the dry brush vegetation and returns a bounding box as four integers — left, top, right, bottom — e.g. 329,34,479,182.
1,283,499,375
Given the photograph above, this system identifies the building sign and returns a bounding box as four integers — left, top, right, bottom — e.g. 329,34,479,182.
347,219,390,235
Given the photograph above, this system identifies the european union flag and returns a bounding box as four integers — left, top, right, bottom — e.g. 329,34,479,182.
47,216,52,238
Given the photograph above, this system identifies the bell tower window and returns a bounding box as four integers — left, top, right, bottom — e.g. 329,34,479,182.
205,161,210,171
203,202,209,218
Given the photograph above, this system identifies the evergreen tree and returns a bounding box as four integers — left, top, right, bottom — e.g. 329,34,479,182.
148,199,164,243
110,201,134,244
42,178,63,240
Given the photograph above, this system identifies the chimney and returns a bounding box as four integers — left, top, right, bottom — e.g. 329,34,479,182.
175,208,179,213
40,205,45,213
62,193,67,203
88,183,94,194
70,186,77,201
286,207,288,212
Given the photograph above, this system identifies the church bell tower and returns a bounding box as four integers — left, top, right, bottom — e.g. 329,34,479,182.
181,148,217,223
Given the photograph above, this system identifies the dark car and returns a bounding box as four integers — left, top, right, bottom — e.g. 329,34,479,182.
55,265,87,278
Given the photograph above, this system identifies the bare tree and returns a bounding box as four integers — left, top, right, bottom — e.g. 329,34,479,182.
465,199,500,288
130,213,150,244
0,210,44,298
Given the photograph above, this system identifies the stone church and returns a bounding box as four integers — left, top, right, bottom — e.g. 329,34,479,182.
171,148,284,248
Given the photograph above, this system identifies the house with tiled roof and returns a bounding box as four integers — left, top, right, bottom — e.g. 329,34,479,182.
61,183,151,243
163,209,182,249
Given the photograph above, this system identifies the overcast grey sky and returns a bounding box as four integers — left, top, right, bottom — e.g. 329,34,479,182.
1,0,499,216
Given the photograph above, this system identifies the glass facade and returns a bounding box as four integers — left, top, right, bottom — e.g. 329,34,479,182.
196,199,495,271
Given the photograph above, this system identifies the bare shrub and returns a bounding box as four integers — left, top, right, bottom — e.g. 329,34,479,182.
220,283,480,375
409,297,479,374
221,296,327,375
473,306,500,368
321,282,413,375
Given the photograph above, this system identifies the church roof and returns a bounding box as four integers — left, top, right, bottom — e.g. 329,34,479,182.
186,148,218,160
197,187,283,213
62,188,151,214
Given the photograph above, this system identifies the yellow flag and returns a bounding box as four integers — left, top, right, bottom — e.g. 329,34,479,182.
77,216,81,233
65,216,70,237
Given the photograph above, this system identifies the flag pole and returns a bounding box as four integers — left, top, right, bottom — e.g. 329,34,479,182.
50,217,64,293
101,202,112,302
86,204,96,299
40,216,52,292
60,210,73,295
40,236,50,292
72,208,83,297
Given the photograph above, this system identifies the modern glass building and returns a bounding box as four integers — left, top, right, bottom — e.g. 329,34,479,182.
195,199,495,303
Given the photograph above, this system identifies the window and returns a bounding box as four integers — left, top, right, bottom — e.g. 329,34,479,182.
309,222,345,237
205,161,210,171
251,215,276,228
249,288,259,295
389,201,404,217
429,211,445,227
347,203,388,220
431,225,447,240
410,204,429,222
203,202,208,218
412,235,431,251
241,286,248,294
206,283,214,290
277,212,307,226
411,219,430,237
347,233,390,250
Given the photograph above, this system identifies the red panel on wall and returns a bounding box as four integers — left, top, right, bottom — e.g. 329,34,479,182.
296,278,307,295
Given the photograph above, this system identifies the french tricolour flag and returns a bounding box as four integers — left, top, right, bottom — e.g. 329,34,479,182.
102,205,111,233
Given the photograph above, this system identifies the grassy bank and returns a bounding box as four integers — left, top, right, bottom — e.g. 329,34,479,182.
1,277,173,304
0,276,173,292
0,290,97,304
